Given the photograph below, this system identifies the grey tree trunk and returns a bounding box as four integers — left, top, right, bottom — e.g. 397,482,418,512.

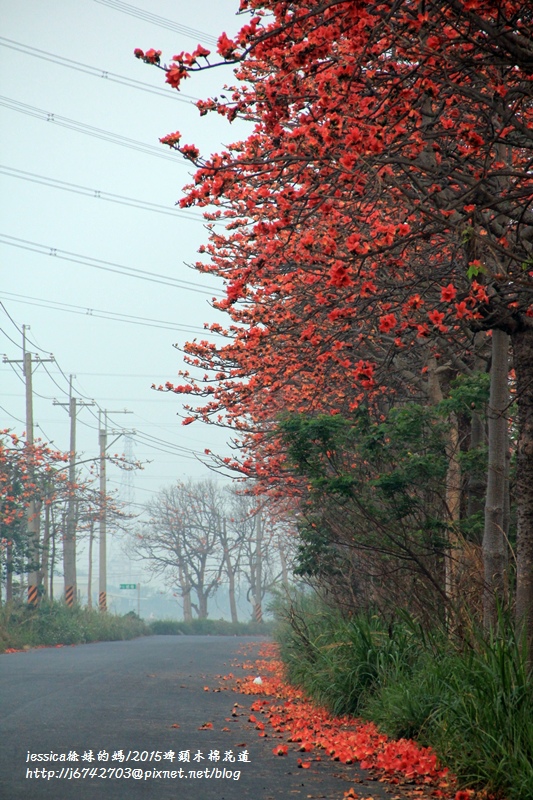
445,412,462,609
427,355,462,618
41,491,51,598
512,324,533,666
467,332,489,523
483,329,509,630
198,591,209,619
222,518,239,624
252,512,264,623
5,543,12,602
182,589,193,622
467,410,487,521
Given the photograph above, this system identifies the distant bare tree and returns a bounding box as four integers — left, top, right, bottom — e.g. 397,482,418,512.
134,479,226,619
227,489,293,622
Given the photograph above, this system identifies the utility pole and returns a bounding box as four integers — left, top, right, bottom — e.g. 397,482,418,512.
98,409,133,612
54,377,94,606
3,325,54,605
99,414,107,613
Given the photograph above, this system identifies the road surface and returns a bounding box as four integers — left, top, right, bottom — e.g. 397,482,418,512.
1,635,399,799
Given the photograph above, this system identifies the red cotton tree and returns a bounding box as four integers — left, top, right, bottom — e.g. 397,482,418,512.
1,429,69,602
137,0,533,656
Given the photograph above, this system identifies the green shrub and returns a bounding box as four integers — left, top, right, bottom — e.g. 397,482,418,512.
0,600,148,651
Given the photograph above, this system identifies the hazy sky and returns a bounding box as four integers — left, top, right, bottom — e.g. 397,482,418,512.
1,1,251,507
0,1,256,601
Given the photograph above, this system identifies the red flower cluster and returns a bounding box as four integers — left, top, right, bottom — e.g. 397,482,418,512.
231,643,458,797
133,48,161,64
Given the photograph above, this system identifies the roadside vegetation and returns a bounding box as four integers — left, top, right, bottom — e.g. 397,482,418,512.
273,591,533,800
0,600,273,653
0,601,148,652
150,618,273,636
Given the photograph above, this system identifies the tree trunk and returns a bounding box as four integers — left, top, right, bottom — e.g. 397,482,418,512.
182,589,193,622
466,340,487,520
467,409,487,521
279,537,290,588
427,355,462,619
467,332,489,523
223,519,239,624
483,329,509,630
253,512,264,623
512,324,533,666
6,542,13,602
198,591,209,619
445,412,462,611
41,495,51,598
50,522,58,600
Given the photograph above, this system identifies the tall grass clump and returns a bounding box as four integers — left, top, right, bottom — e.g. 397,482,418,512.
272,590,423,716
0,600,148,651
363,616,533,799
273,591,532,799
435,625,533,799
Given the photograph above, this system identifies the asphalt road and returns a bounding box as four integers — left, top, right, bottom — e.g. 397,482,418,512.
0,635,398,799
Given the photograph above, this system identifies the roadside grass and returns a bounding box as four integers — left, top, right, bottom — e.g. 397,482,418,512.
149,618,273,636
0,601,149,651
273,592,533,800
0,601,273,652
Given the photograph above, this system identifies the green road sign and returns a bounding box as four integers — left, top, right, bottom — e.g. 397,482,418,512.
119,583,137,589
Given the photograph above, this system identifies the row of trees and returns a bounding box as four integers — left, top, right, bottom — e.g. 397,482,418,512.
138,0,533,657
0,429,130,604
132,479,293,622
1,429,292,621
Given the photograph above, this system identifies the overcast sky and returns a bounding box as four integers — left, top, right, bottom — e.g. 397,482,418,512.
0,0,252,495
0,0,254,598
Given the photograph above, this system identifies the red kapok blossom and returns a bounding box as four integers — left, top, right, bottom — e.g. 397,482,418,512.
160,131,181,147
440,283,457,303
454,301,469,319
192,44,211,59
217,31,237,58
166,64,188,89
379,313,397,333
143,48,161,64
329,264,352,287
181,144,200,160
428,309,445,326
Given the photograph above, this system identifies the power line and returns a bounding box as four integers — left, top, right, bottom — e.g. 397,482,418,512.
0,402,25,425
1,302,58,356
34,422,58,446
93,0,220,45
0,96,188,163
0,234,222,295
122,440,200,460
40,360,70,398
45,372,183,378
0,320,21,348
108,481,161,495
133,429,204,456
0,290,222,334
0,37,200,103
5,361,25,386
0,165,205,221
